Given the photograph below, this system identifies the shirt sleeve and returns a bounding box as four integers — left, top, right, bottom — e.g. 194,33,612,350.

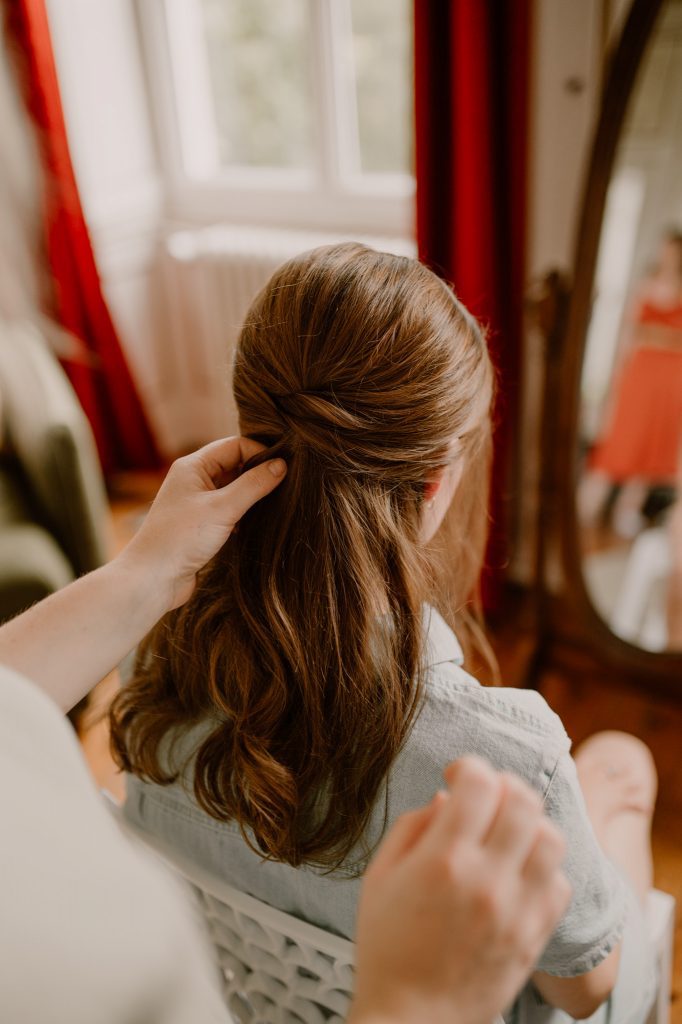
536,749,629,976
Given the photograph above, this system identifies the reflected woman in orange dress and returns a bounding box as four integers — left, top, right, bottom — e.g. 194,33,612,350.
581,230,682,537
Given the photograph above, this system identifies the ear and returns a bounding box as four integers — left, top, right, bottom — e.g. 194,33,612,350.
423,466,447,501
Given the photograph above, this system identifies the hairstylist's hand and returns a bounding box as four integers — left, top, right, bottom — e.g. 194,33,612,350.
120,437,286,612
349,756,571,1024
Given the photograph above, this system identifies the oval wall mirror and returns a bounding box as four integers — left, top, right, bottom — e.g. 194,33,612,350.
549,0,682,691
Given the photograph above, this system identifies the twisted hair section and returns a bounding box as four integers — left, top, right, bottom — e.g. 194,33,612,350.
110,243,494,869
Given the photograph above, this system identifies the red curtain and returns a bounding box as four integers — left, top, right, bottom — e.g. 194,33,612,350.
415,0,530,609
4,0,161,474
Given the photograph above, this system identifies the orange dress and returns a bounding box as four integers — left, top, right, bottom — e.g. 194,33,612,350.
590,301,682,482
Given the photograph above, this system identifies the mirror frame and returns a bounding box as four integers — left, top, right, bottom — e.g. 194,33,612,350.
552,0,682,691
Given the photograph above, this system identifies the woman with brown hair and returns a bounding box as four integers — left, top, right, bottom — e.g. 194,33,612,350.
112,243,656,1022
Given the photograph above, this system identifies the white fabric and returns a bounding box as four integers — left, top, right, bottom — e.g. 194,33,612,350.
0,663,230,1024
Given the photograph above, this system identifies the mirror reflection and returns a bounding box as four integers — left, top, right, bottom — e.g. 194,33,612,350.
578,0,682,652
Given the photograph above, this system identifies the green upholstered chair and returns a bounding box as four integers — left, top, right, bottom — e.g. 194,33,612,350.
0,322,109,625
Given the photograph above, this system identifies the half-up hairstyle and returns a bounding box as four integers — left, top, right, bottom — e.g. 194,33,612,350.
110,243,494,869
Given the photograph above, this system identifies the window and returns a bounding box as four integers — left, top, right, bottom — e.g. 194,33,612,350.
200,0,316,173
139,0,415,235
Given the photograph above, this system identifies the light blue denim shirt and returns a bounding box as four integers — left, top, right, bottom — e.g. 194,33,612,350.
124,606,650,1009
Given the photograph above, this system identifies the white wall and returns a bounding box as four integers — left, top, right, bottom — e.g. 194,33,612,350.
45,0,160,232
527,1,604,277
44,0,178,452
527,0,635,277
0,15,44,322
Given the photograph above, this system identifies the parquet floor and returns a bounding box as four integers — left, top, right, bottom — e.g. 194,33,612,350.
79,477,682,1021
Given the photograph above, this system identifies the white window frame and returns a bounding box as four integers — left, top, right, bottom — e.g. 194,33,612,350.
136,0,415,237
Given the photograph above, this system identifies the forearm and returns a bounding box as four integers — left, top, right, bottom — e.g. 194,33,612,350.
348,1012,460,1024
532,945,620,1020
0,556,167,712
348,1008,492,1024
347,1013,395,1024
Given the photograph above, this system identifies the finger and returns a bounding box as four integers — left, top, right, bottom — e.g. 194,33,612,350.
524,869,572,949
185,437,267,488
546,871,573,924
442,754,496,791
366,793,448,876
419,757,504,852
522,818,567,886
482,773,544,867
212,457,287,526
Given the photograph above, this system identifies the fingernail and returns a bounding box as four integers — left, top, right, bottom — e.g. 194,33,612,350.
268,458,287,477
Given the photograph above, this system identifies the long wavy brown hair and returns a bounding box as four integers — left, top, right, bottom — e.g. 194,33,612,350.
110,243,494,869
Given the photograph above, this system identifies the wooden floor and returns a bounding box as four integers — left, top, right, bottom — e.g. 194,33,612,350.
80,476,682,1021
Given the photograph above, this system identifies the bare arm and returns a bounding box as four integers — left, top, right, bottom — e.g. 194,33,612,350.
0,438,286,711
532,948,620,1019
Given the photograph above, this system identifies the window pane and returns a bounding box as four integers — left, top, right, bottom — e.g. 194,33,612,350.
199,0,315,170
349,0,414,175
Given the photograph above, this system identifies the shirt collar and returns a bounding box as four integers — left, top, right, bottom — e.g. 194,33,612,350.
422,605,465,668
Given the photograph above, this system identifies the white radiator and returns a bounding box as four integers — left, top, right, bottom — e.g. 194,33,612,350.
156,225,415,453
